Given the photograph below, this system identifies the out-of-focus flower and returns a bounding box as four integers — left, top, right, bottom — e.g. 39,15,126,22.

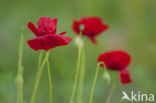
73,17,108,44
27,17,72,51
98,50,132,84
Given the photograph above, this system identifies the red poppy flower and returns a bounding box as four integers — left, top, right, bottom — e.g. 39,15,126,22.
98,50,132,84
27,17,72,51
98,51,131,71
73,17,108,44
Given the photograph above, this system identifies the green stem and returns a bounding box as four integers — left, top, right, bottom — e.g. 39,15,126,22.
89,62,103,103
36,51,44,79
77,50,86,103
70,31,83,103
106,81,117,103
30,51,49,103
46,51,52,103
16,28,24,103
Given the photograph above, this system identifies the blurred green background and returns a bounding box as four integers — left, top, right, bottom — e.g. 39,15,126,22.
0,0,156,103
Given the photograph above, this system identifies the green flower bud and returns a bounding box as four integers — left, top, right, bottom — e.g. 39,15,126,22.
75,36,84,48
103,71,111,86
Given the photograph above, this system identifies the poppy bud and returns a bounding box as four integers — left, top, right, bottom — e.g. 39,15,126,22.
102,71,111,86
75,36,84,48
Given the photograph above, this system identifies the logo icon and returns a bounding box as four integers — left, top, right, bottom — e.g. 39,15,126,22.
121,91,131,101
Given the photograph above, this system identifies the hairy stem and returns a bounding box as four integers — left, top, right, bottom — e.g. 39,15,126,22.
89,62,103,103
46,51,52,103
30,51,49,103
36,51,44,80
16,28,24,103
77,50,86,103
70,31,82,103
106,81,117,103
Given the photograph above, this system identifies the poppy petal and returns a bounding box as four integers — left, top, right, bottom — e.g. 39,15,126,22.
28,22,39,36
82,16,102,23
120,69,132,84
90,37,97,45
73,20,80,34
27,34,72,51
37,17,57,35
59,31,66,35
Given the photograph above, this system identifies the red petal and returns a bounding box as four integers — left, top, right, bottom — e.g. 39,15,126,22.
120,69,132,85
37,17,57,35
82,17,103,23
28,22,39,36
73,20,80,34
59,32,66,35
27,34,72,51
90,37,97,45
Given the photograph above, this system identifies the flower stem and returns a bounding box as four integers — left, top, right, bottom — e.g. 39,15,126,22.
36,51,44,79
16,28,24,103
89,62,103,103
70,31,83,103
106,81,117,103
77,50,86,103
30,51,49,103
46,51,52,103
